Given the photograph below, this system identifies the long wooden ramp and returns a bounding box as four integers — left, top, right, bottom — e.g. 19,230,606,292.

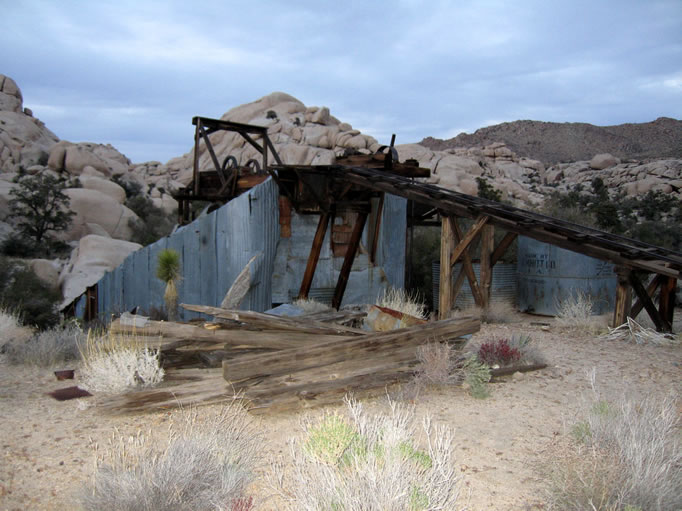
273,164,681,332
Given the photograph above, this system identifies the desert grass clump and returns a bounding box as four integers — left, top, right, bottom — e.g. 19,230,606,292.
78,330,164,394
4,323,83,367
80,402,261,511
271,396,464,510
376,287,427,320
546,380,681,510
292,297,331,314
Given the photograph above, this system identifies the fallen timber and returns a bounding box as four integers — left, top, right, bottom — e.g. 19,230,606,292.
100,306,480,414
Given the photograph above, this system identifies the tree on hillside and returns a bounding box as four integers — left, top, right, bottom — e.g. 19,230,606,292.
6,172,75,256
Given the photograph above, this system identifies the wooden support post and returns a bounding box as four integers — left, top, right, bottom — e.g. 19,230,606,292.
630,274,663,319
449,215,489,266
612,267,632,327
479,224,494,308
200,126,225,185
490,232,518,266
332,210,369,310
450,218,484,307
658,277,676,327
193,119,201,196
369,193,384,264
298,212,331,300
438,215,455,320
629,272,668,331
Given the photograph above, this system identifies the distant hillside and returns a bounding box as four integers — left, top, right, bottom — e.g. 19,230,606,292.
420,117,682,164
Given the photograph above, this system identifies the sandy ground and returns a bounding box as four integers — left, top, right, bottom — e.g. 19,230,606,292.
1,314,680,511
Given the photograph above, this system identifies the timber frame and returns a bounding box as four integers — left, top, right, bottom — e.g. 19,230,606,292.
172,116,284,224
271,164,680,332
171,117,679,331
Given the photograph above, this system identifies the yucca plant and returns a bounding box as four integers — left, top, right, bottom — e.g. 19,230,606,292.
156,249,181,321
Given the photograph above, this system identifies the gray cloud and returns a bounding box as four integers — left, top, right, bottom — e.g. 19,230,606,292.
2,0,680,163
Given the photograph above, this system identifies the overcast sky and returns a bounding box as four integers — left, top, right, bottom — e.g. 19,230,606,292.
2,0,681,164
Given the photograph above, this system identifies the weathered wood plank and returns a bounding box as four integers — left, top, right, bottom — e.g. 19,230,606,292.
223,316,479,382
438,216,455,319
332,210,369,310
110,319,352,349
298,212,330,299
181,303,365,335
613,268,632,327
451,218,484,307
449,215,489,267
628,272,670,332
479,224,494,308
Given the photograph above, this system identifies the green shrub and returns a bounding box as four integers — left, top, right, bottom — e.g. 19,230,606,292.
5,171,75,257
126,195,176,246
271,397,463,510
0,256,61,329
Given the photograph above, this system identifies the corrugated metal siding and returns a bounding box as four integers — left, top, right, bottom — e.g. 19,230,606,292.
97,179,280,321
271,194,406,306
432,262,517,310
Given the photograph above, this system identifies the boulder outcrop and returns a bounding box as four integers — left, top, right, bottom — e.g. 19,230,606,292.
62,188,139,241
59,235,142,309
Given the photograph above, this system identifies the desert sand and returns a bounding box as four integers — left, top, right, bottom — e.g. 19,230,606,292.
1,314,680,510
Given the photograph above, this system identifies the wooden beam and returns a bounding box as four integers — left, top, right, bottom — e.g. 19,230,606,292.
612,268,632,327
200,125,226,186
479,224,494,308
658,277,676,327
193,119,201,195
332,210,369,310
438,215,455,319
451,217,484,307
298,212,331,300
491,232,518,266
630,274,663,318
629,272,670,332
369,193,384,264
450,215,490,266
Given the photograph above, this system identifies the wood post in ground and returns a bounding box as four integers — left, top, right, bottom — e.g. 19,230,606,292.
628,272,669,332
658,276,676,331
613,267,632,327
298,211,331,299
332,209,369,310
450,217,484,307
439,215,455,319
479,224,495,308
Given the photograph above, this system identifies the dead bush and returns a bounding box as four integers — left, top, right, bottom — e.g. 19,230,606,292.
545,377,681,511
80,402,261,511
4,323,82,367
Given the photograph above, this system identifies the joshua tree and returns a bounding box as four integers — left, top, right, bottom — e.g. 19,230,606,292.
156,249,181,321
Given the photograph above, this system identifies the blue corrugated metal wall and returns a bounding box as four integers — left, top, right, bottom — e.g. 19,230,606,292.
96,179,280,321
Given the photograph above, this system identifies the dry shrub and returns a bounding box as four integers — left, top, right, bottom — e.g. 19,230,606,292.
80,402,261,511
376,288,427,320
415,340,460,385
451,301,517,324
546,377,681,511
4,323,82,367
292,297,331,314
78,330,164,394
555,290,608,333
0,307,32,346
270,396,464,510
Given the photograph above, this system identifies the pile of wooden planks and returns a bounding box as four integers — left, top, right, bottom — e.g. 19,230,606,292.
101,303,480,415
